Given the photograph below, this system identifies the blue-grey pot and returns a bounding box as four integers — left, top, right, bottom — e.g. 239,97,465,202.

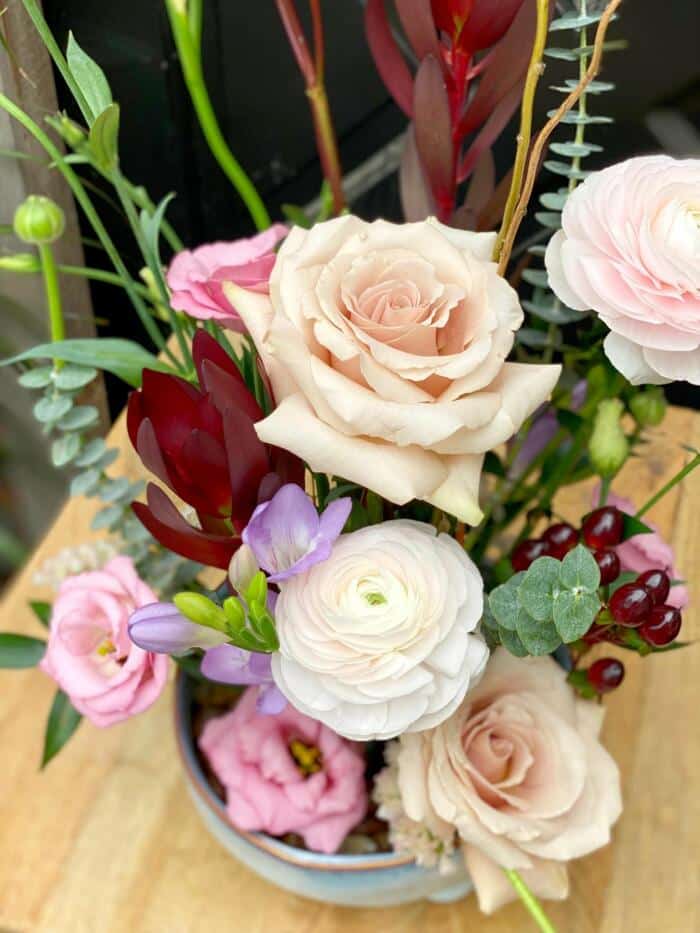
175,673,473,908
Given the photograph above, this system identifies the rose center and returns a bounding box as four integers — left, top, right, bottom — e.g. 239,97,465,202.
289,739,323,777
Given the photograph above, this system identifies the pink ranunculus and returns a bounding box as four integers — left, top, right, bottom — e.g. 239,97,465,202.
395,649,622,914
166,225,288,331
199,686,368,854
39,557,168,727
603,490,689,609
223,216,560,524
545,155,700,386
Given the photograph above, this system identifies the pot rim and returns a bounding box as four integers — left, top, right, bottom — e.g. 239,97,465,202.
173,670,417,873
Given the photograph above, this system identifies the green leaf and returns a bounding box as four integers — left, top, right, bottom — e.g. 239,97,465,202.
51,432,81,467
515,612,562,656
18,366,53,389
74,437,107,467
91,504,124,530
1,339,170,387
281,203,312,228
621,513,653,541
489,574,525,632
34,395,73,423
519,557,561,622
522,300,582,326
58,405,100,431
556,409,586,434
53,364,97,391
140,193,176,269
98,477,132,502
41,689,83,768
66,31,112,123
88,102,120,170
560,544,600,592
553,590,601,642
608,571,638,596
29,600,51,628
366,491,384,525
498,626,529,658
70,468,101,497
0,632,46,667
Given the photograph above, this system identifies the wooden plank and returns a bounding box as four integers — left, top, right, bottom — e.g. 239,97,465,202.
1,405,698,932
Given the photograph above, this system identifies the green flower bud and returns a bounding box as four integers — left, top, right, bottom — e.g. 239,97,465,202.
0,253,41,273
173,592,227,633
629,388,666,428
589,398,629,478
13,196,65,245
59,115,87,149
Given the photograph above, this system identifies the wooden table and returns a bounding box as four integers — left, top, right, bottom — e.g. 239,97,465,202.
2,406,699,933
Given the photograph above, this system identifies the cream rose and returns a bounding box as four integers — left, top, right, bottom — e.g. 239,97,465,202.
396,649,622,914
270,520,489,741
225,216,560,524
545,155,700,385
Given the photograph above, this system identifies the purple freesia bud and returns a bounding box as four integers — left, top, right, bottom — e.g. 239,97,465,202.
510,380,587,476
242,483,351,582
201,643,286,714
128,602,228,655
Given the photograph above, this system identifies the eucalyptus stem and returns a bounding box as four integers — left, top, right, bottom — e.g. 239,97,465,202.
635,453,700,519
37,243,65,369
493,0,550,264
503,869,558,933
165,0,271,231
0,93,179,368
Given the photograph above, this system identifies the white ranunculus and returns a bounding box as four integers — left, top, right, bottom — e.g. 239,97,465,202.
270,520,489,741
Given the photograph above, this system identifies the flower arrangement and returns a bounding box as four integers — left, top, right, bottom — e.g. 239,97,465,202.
1,0,698,928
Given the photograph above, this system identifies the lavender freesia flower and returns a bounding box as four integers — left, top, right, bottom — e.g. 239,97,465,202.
128,602,228,655
510,380,587,476
242,483,351,582
201,644,286,713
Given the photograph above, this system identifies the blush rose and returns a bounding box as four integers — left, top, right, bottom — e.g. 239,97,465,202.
199,686,368,853
224,216,560,523
39,557,169,727
545,156,700,385
395,649,622,914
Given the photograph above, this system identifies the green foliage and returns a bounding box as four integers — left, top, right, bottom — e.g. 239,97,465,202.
0,632,46,668
486,545,602,657
88,102,120,170
29,600,51,628
66,31,113,124
41,690,82,768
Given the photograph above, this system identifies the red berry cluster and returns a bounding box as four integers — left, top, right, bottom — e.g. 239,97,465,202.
510,506,684,695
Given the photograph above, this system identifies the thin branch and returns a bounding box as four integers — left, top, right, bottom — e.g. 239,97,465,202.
275,0,316,86
497,0,624,275
309,0,325,83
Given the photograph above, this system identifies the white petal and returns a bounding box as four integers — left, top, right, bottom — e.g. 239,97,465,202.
603,332,671,385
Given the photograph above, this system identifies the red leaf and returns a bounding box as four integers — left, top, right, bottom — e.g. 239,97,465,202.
135,418,172,488
396,0,442,62
430,0,475,37
458,81,522,183
399,125,437,221
365,0,414,117
413,55,454,213
460,0,524,53
192,329,242,388
179,429,232,515
126,389,145,450
222,406,270,520
199,359,263,424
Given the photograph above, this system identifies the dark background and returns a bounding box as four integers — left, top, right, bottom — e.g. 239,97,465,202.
43,0,700,411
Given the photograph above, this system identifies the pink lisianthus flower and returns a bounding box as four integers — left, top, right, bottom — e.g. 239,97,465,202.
167,224,287,331
39,557,169,727
199,686,369,853
602,489,689,609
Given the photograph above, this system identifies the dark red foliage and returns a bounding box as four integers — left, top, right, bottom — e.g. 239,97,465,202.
127,331,303,569
365,0,550,223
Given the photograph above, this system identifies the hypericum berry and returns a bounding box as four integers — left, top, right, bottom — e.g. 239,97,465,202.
639,604,682,647
582,507,624,549
588,658,625,693
636,569,671,606
541,523,579,559
511,539,546,572
594,548,621,585
609,583,652,627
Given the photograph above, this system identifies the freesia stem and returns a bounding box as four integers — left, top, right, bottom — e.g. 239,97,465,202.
38,244,65,369
635,453,700,519
492,0,550,264
504,869,558,933
165,0,271,231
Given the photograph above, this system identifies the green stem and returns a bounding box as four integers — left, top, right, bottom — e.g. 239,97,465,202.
635,453,700,519
0,92,178,369
165,0,271,231
38,243,65,368
569,3,589,194
56,263,153,299
503,869,558,933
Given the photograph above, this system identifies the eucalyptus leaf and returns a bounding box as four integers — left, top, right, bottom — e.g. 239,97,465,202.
98,477,132,502
534,211,562,230
553,590,601,642
559,544,600,593
70,468,101,497
488,574,524,631
18,366,53,389
0,632,46,668
498,626,529,658
515,612,562,656
66,31,112,123
34,395,73,423
91,504,124,530
58,405,99,431
1,339,170,387
522,300,582,326
548,141,603,157
522,269,550,289
41,689,82,768
53,364,98,391
51,432,81,467
73,437,106,467
519,557,561,622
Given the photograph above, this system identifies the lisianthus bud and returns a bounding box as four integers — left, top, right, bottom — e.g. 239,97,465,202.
13,196,65,245
58,115,86,148
629,388,666,428
0,253,41,273
589,399,628,478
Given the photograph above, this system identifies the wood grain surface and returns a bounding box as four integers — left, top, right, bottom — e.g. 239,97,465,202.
1,406,698,933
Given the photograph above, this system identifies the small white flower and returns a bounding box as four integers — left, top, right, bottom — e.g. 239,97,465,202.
271,519,489,741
